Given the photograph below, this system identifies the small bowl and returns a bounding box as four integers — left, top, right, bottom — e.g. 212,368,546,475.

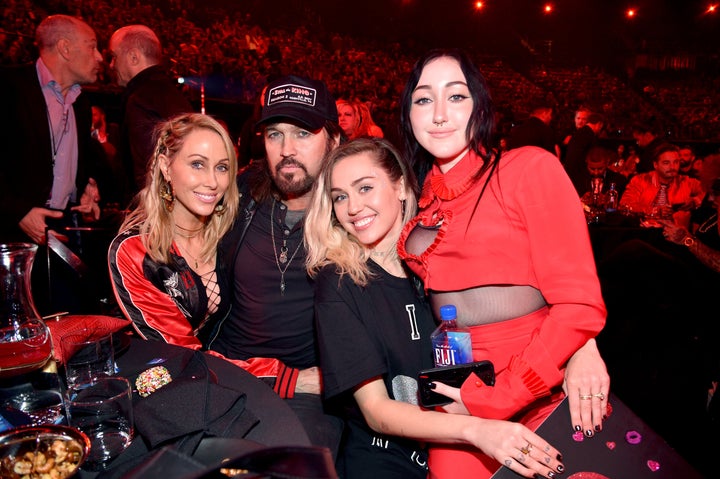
0,424,91,478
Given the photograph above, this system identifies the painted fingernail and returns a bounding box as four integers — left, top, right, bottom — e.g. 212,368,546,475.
595,424,602,432
602,414,607,420
534,475,543,479
557,464,565,473
548,472,556,479
574,425,582,432
428,382,436,390
556,453,563,461
585,429,594,437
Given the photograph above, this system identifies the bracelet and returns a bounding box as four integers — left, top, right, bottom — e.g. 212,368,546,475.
683,235,696,247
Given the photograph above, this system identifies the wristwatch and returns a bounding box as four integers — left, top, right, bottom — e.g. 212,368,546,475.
683,236,696,247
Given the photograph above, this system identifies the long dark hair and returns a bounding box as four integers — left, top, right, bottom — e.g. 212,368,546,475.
399,48,498,189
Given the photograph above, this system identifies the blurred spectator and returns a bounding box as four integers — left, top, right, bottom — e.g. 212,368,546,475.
565,112,605,192
678,144,697,177
561,105,591,148
506,102,560,156
336,98,383,140
620,143,704,227
632,119,667,174
109,24,194,202
577,146,629,208
92,105,125,203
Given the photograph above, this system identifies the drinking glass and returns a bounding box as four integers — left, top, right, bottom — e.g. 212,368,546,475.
65,377,133,471
61,329,115,390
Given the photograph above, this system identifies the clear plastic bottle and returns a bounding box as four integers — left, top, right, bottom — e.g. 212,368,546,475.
430,305,473,367
606,182,618,212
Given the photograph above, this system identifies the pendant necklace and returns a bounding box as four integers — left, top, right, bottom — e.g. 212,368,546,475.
270,200,302,295
175,240,206,270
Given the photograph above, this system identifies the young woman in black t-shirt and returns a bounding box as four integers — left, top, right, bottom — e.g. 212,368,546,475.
305,138,564,479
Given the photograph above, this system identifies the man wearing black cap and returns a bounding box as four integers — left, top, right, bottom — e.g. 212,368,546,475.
209,75,344,458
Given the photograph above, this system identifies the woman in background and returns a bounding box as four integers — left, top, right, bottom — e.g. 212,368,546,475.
337,98,384,140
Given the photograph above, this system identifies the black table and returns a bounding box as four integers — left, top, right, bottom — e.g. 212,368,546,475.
490,395,703,479
79,336,310,478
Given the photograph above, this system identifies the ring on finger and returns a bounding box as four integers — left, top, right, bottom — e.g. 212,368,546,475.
594,392,606,400
520,442,532,455
579,394,592,400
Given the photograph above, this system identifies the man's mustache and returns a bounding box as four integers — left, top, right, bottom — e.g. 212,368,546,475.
276,157,307,174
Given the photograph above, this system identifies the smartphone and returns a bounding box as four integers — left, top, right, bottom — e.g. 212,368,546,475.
417,360,495,408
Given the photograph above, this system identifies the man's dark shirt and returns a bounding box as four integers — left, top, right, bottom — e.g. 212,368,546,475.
564,125,598,193
211,198,317,369
119,64,193,199
506,116,558,155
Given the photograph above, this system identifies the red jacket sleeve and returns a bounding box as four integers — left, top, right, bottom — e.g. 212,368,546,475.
108,234,300,398
460,154,606,419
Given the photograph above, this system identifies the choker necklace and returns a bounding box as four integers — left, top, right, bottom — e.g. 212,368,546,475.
370,249,397,258
270,200,303,295
175,223,205,239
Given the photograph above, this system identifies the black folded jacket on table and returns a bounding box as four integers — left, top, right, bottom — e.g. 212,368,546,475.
78,338,317,479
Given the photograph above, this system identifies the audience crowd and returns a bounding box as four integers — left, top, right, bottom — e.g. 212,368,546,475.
2,0,719,147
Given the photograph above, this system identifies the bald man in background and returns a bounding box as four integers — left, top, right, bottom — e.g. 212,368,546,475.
109,24,194,200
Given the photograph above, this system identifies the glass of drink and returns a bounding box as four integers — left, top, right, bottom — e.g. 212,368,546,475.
60,329,115,390
0,318,65,426
65,377,133,471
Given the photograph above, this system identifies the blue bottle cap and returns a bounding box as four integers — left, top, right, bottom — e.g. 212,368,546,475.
439,304,457,320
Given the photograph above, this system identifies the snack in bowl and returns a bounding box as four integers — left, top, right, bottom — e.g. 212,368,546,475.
0,425,90,478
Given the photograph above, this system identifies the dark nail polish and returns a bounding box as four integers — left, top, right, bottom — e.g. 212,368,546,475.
595,424,601,432
556,453,563,461
557,464,565,473
428,382,436,390
574,425,582,432
534,475,543,479
548,472,556,479
585,429,594,437
602,414,607,420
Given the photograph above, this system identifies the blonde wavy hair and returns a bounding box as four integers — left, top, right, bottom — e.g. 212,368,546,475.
305,137,417,286
119,113,240,264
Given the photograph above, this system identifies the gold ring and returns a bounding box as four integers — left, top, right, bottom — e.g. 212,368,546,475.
579,394,593,400
520,442,532,455
594,392,606,400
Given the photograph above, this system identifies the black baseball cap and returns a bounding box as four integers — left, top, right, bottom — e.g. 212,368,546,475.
256,75,338,130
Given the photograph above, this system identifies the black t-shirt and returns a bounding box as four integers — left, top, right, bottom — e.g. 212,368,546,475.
314,260,435,477
211,199,317,368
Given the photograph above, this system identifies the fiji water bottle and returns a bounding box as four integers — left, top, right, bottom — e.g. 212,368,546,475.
431,305,473,367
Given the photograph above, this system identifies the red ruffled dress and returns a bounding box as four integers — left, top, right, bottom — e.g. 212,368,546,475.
398,147,606,478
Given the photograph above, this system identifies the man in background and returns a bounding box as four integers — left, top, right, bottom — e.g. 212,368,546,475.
506,101,560,157
575,146,629,207
0,14,106,313
564,112,605,192
679,144,698,177
109,24,193,201
620,143,703,228
631,120,667,174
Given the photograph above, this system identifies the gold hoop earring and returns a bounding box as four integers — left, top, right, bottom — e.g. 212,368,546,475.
160,181,174,212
